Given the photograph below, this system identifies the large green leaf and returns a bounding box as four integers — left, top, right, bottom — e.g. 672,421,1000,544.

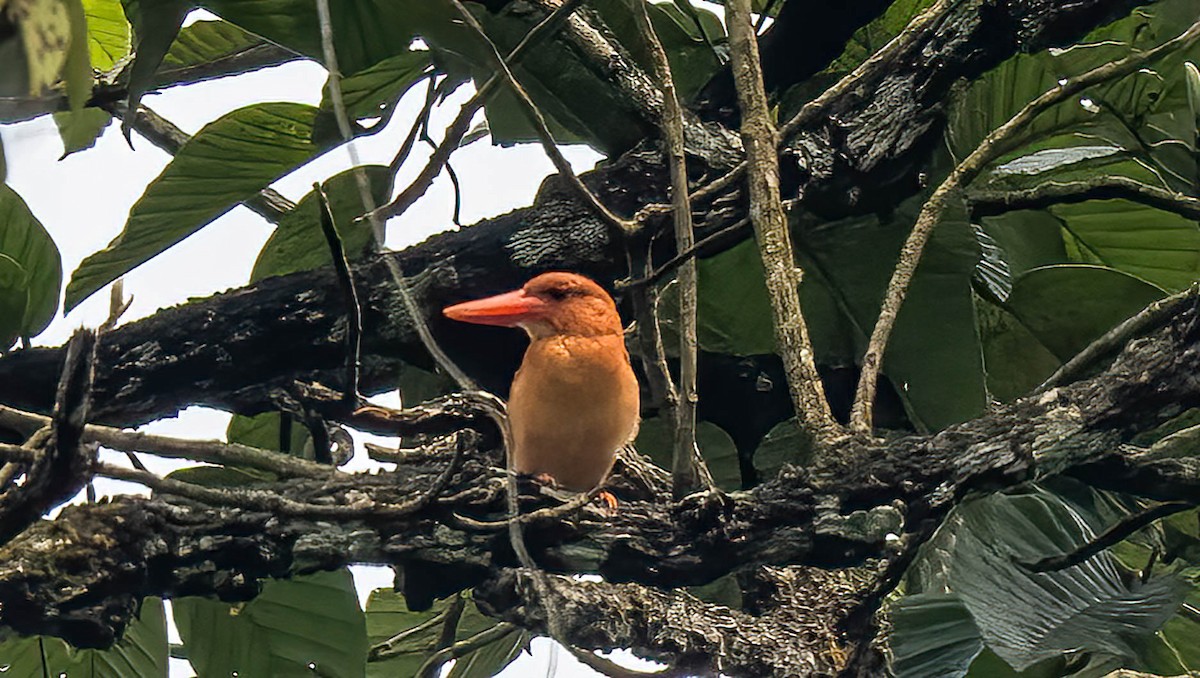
66,102,324,310
313,50,431,145
119,0,190,124
951,0,1200,193
0,254,31,351
0,183,62,341
53,106,112,157
156,18,285,87
633,416,741,491
197,0,450,75
251,166,391,282
1003,264,1165,361
906,485,1189,672
0,597,168,678
174,570,367,678
365,590,527,678
1052,199,1200,292
797,199,986,432
82,0,130,71
889,593,985,678
975,296,1060,403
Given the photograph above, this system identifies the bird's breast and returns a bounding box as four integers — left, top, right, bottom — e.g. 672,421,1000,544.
507,334,640,491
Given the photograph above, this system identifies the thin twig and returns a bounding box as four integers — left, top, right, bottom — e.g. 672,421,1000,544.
967,176,1200,222
388,74,439,177
632,0,707,497
314,182,363,404
725,0,839,447
1036,283,1200,394
1019,501,1194,572
619,218,750,291
0,404,333,479
444,0,635,237
368,605,453,661
415,622,517,678
849,18,1200,433
366,0,589,224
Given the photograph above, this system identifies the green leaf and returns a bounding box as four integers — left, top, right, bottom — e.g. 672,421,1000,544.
14,0,73,95
889,593,985,678
695,239,775,356
226,412,310,458
197,0,447,75
250,166,391,282
0,597,169,678
174,570,367,678
63,0,91,110
66,102,324,311
798,196,986,432
119,0,189,128
908,485,1189,671
157,19,280,86
752,418,807,480
0,254,31,351
1004,264,1166,361
0,183,63,340
1051,199,1200,292
53,106,112,157
365,590,527,678
445,627,525,678
82,0,130,71
314,50,431,145
166,464,274,487
975,296,1060,402
634,416,741,491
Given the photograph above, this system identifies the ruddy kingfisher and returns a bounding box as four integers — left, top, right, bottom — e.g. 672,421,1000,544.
442,272,640,492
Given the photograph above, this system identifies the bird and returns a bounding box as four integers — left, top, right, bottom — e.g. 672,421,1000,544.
442,272,640,493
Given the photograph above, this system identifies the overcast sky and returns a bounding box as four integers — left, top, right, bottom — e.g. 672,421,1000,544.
0,18,668,675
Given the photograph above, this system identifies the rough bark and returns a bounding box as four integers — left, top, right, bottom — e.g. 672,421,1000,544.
0,0,1152,430
1,290,1197,671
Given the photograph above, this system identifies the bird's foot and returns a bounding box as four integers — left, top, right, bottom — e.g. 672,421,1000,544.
529,472,559,488
594,490,619,515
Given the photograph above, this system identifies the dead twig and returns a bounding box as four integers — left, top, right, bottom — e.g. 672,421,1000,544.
366,0,589,225
631,0,709,497
314,181,364,405
444,0,635,237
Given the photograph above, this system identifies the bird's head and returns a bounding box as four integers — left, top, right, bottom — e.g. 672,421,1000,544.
443,272,622,339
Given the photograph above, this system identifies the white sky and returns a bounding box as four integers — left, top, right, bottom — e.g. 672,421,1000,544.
0,25,671,676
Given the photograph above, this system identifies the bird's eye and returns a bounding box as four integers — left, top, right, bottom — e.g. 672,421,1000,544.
545,287,569,301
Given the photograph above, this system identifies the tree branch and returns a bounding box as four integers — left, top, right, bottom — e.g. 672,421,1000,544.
2,287,1199,657
726,0,838,447
848,18,1200,433
631,0,708,496
968,176,1200,221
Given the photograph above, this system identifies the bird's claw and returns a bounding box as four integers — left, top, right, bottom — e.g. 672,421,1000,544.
595,490,619,515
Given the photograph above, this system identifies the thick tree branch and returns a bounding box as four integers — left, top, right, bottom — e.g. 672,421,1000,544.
2,288,1198,659
0,0,1149,430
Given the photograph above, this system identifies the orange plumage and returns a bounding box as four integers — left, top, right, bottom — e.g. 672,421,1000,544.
443,272,640,491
